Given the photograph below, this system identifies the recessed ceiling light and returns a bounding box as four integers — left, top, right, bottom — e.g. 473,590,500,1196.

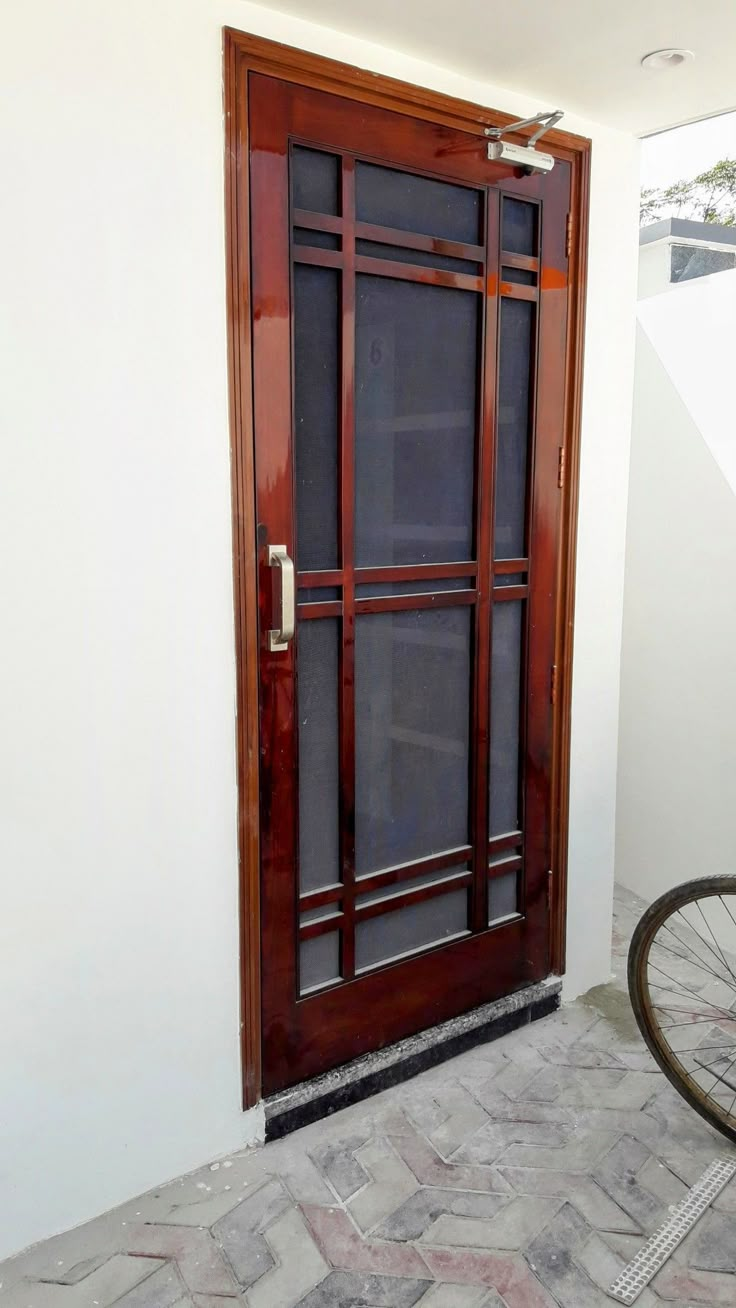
641,48,694,71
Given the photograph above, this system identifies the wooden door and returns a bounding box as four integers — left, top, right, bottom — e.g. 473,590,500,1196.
250,73,570,1095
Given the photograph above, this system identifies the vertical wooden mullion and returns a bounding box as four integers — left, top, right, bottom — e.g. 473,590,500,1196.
339,157,357,979
470,190,501,933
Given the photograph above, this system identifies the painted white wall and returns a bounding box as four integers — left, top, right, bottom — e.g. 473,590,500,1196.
638,239,672,299
0,0,638,1259
616,294,736,906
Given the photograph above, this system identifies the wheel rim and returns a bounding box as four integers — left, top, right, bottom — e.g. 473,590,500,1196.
638,889,736,1133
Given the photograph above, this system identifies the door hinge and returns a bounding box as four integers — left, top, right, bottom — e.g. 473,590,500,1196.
557,445,566,490
547,869,553,910
550,663,558,706
565,212,572,258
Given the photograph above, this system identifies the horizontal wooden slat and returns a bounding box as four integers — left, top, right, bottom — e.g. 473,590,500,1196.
356,589,476,614
356,562,477,583
298,570,343,588
492,585,528,602
354,846,472,897
297,600,343,619
494,558,528,575
299,884,343,912
355,255,482,292
488,855,524,877
299,911,345,941
355,870,472,922
499,281,538,302
500,251,539,272
292,208,343,234
293,246,343,269
488,830,524,854
355,220,484,263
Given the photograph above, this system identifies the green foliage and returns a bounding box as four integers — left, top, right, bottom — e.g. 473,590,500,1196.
640,158,736,227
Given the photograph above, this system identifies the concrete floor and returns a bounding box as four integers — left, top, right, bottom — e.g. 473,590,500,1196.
2,883,736,1307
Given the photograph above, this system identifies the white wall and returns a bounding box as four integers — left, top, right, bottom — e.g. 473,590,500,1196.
616,303,736,905
0,0,639,1259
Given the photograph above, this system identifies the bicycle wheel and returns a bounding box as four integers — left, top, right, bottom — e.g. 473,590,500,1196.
628,876,736,1144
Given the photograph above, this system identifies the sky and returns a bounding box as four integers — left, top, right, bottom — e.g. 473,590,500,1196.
641,109,736,191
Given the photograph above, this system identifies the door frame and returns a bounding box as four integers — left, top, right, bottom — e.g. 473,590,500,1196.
224,27,591,1109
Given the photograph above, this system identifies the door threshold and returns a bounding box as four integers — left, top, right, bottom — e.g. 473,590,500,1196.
264,976,562,1140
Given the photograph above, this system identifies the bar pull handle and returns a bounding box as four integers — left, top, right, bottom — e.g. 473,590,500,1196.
267,545,295,652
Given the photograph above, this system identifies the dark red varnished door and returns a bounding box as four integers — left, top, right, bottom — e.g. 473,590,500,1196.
250,74,570,1094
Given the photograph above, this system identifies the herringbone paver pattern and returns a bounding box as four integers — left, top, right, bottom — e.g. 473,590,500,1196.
3,885,736,1306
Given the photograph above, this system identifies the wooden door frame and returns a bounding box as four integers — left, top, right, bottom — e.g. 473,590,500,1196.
224,27,590,1109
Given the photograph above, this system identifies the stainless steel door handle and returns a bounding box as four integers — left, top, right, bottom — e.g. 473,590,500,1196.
267,545,295,651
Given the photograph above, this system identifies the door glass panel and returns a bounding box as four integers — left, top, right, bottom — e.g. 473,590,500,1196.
355,276,479,566
298,586,340,603
355,607,471,874
489,872,518,924
356,162,482,244
300,932,341,993
502,197,538,256
292,146,340,215
297,619,340,892
294,227,340,250
501,266,536,286
489,601,523,836
355,889,468,971
495,297,535,559
294,264,339,570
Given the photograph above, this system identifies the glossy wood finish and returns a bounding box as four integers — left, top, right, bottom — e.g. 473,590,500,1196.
224,29,591,1104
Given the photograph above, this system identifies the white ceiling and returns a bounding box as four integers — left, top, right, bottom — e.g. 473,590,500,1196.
267,0,736,135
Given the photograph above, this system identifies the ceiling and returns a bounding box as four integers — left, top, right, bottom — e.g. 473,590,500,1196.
265,0,736,135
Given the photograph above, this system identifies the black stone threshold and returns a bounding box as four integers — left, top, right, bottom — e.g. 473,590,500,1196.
264,976,562,1141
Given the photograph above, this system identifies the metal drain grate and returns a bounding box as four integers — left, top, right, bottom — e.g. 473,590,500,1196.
608,1156,736,1304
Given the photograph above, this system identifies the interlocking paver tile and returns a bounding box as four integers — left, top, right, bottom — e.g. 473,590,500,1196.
681,1207,736,1273
212,1176,292,1289
450,1120,571,1166
0,1257,165,1308
308,1132,372,1202
374,1189,508,1242
388,1126,511,1193
592,1135,664,1232
302,1205,431,1279
247,1208,328,1308
347,1139,419,1232
576,1232,660,1308
496,1167,639,1233
421,1195,562,1251
525,1203,611,1307
420,1249,557,1308
653,1262,736,1303
295,1270,430,1307
124,1227,238,1298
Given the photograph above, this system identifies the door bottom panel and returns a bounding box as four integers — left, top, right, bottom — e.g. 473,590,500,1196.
265,976,561,1139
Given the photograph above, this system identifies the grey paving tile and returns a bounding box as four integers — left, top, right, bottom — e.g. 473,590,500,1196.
295,1271,430,1307
308,1133,372,1202
421,1196,562,1251
592,1136,664,1232
212,1176,292,1288
374,1189,508,1241
682,1207,736,1273
525,1204,611,1307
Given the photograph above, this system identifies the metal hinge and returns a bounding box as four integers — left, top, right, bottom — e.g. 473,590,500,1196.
550,663,558,706
565,212,572,257
547,870,553,910
558,445,566,490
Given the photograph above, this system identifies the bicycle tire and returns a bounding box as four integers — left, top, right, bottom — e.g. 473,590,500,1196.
628,875,736,1145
